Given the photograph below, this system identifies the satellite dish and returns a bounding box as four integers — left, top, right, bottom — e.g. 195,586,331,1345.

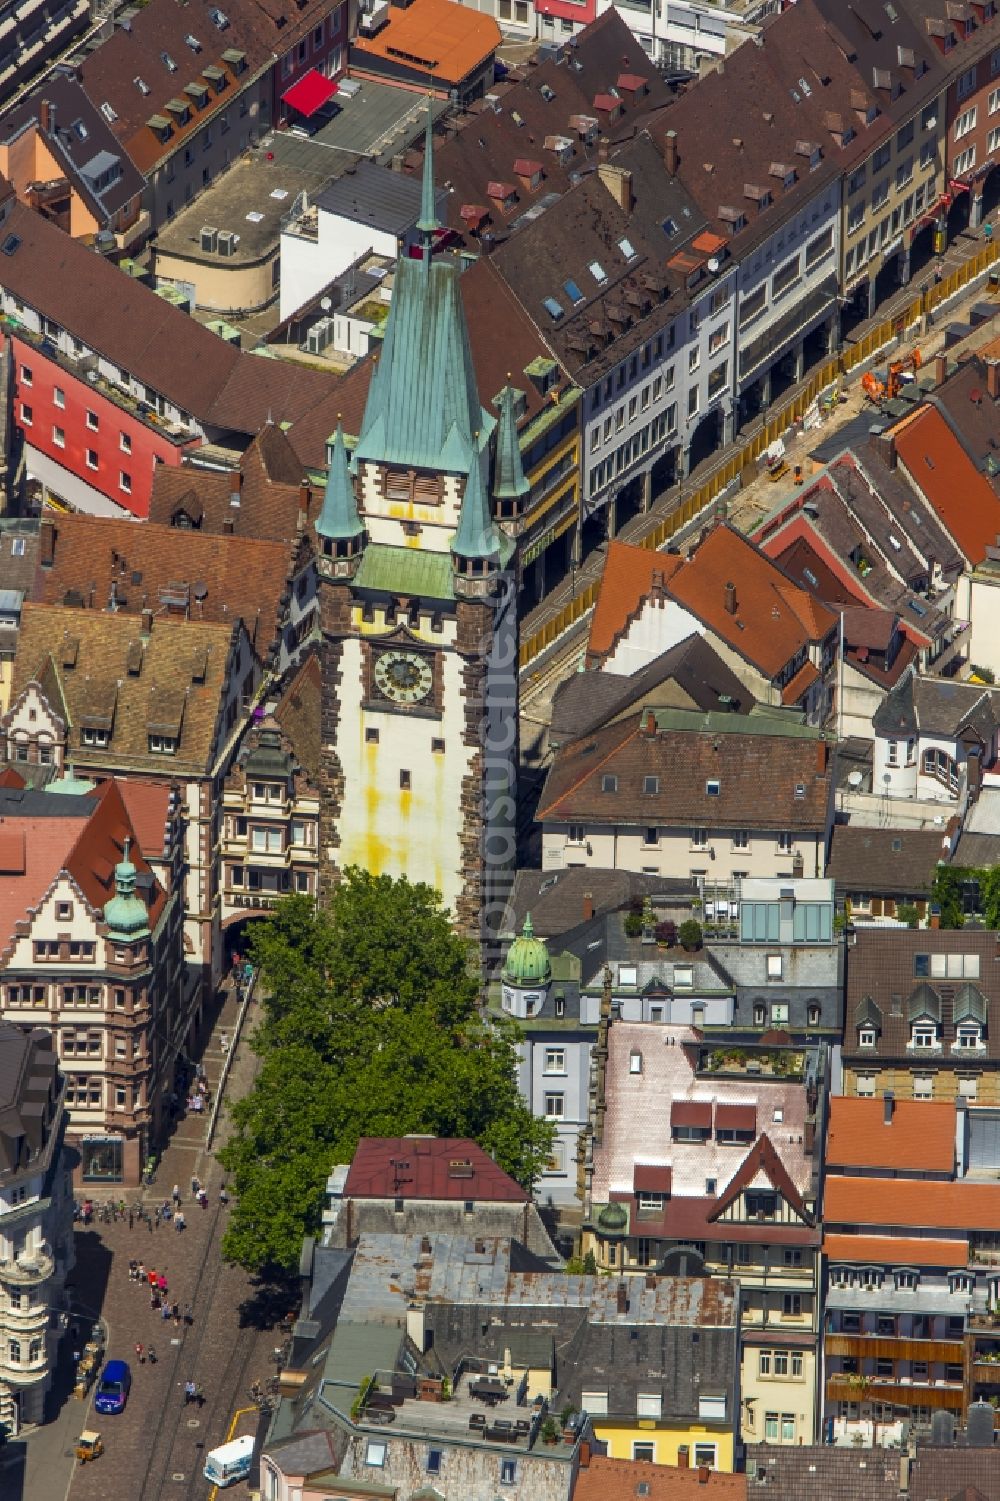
847,770,863,790
707,256,720,273
320,296,332,312
193,581,208,601
882,772,892,785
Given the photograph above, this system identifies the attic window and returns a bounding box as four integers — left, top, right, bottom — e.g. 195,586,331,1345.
563,278,585,305
644,776,659,794
619,236,637,259
542,296,564,321
602,774,618,792
794,782,806,799
629,1051,643,1074
101,101,118,122
134,76,150,95
706,778,720,796
185,33,202,51
540,83,555,101
1,234,20,256
662,217,677,237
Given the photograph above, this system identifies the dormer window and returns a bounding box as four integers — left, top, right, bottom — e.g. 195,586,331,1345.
912,1022,937,1048
858,1026,876,1048
956,1023,983,1049
746,1192,777,1220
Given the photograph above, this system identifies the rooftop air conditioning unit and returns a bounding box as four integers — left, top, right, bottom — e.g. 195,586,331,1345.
217,230,239,256
200,225,218,253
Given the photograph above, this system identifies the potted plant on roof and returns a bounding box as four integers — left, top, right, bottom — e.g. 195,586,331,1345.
541,1417,560,1445
656,920,677,950
678,918,703,952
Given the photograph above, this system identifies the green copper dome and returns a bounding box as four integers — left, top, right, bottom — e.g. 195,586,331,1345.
103,839,150,942
597,1202,628,1232
503,913,551,987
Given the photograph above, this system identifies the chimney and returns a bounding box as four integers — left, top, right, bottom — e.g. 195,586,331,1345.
665,129,678,175
141,607,153,637
883,1090,894,1124
645,1272,656,1290
40,515,55,566
597,163,633,214
582,892,595,922
698,1466,711,1485
929,907,940,930
597,137,610,163
899,1452,911,1494
934,353,948,387
39,98,51,135
578,1441,592,1469
230,470,243,507
616,1280,628,1315
643,709,657,736
298,480,312,519
875,428,896,470
678,1446,690,1469
724,580,737,615
988,361,1000,401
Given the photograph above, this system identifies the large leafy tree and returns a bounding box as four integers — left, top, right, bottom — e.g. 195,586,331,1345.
219,872,552,1274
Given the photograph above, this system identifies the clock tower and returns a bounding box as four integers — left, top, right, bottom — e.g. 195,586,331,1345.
315,107,520,946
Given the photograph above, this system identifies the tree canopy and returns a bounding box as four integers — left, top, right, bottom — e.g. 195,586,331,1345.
218,871,553,1274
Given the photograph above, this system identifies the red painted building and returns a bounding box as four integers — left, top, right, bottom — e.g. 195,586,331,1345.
536,0,597,28
11,336,197,519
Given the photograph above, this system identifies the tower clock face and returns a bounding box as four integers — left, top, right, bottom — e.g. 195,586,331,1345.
374,649,434,705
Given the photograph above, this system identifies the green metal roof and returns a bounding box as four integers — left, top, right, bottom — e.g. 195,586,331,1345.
353,253,494,473
524,355,557,378
416,96,440,237
316,423,364,541
651,706,825,740
493,385,530,504
354,544,455,601
452,451,502,562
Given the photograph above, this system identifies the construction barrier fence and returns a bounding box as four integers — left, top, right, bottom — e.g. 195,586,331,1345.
519,239,1000,670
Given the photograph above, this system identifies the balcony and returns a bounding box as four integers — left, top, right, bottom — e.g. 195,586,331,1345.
0,1248,55,1286
825,1335,964,1362
825,1374,963,1409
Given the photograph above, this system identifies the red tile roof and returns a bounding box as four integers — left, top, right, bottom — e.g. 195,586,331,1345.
781,660,820,706
351,0,500,86
116,780,174,864
671,1100,712,1128
893,403,1000,566
824,1175,1000,1232
633,1163,672,1193
574,1458,747,1501
823,1234,968,1268
344,1137,528,1203
587,541,682,661
709,1134,809,1222
715,1103,757,1133
826,1097,956,1173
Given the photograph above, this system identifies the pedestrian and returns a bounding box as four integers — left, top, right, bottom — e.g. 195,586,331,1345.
148,1268,157,1288
184,1380,196,1405
138,1261,146,1283
161,1301,172,1323
175,1210,186,1232
191,1174,200,1196
128,1207,134,1231
196,1385,205,1409
158,1273,168,1295
172,1184,180,1207
172,1302,181,1326
183,1303,193,1327
198,1190,208,1210
151,1292,160,1311
219,1185,229,1206
147,1344,157,1365
72,1347,80,1366
128,1258,138,1283
135,1342,145,1365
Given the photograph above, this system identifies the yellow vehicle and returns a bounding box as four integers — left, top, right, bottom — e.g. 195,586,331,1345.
75,1430,104,1463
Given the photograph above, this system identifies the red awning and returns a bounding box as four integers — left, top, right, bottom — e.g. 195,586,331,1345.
633,1164,672,1194
671,1101,712,1129
715,1104,757,1133
281,69,338,119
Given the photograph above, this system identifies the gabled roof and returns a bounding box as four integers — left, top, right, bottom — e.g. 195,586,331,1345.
893,402,1000,566
826,1097,955,1173
351,0,500,87
707,1133,809,1224
588,541,682,661
824,1175,1000,1233
32,511,293,663
9,603,239,777
344,1137,528,1204
149,424,308,541
574,1457,747,1501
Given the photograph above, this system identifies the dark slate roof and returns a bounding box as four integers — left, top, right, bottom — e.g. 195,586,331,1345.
0,1025,59,1177
911,679,1000,742
826,825,950,898
912,1447,1000,1501
549,634,751,746
844,929,1000,1062
503,867,694,943
872,672,917,738
746,1444,900,1501
316,160,438,234
0,75,146,223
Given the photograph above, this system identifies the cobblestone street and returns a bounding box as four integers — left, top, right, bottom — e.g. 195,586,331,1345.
14,981,290,1501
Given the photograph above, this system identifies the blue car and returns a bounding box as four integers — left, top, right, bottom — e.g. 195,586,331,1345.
94,1359,131,1415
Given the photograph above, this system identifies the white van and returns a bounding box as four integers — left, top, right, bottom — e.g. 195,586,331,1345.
203,1434,255,1488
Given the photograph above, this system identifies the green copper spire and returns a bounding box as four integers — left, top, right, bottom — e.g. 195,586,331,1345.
416,95,440,243
103,838,150,942
452,450,501,562
317,423,364,541
493,384,529,503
